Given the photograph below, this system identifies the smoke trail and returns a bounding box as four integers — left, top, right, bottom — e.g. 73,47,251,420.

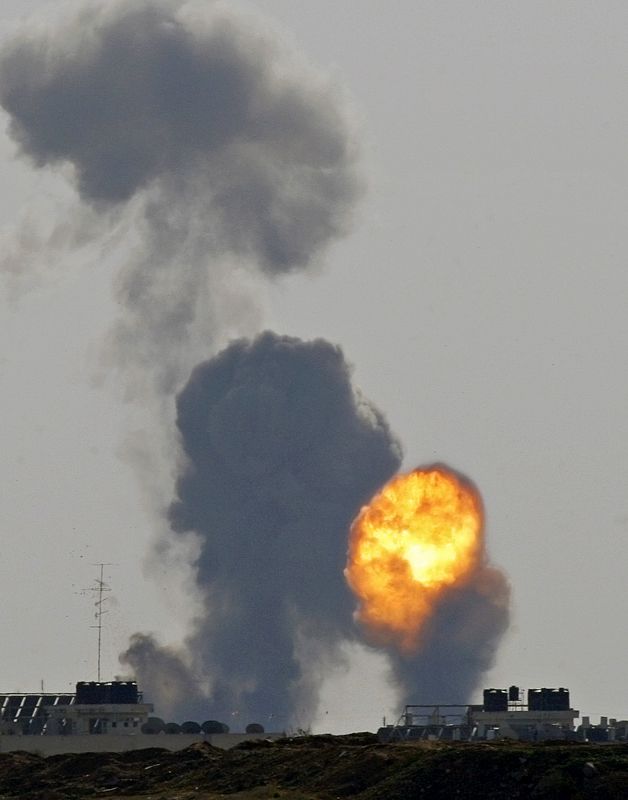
122,332,402,726
0,0,361,393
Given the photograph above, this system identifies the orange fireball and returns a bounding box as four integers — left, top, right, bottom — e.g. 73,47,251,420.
344,467,483,653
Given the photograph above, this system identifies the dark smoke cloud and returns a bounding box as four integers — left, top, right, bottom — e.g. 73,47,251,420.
0,0,510,724
122,332,402,727
387,564,510,705
0,0,361,392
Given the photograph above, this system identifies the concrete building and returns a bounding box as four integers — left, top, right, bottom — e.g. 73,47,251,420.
0,681,283,754
378,685,581,743
471,686,579,741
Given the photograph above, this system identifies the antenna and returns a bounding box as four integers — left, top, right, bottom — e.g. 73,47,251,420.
87,563,114,681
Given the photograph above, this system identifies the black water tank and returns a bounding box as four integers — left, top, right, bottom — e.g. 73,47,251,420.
483,689,508,712
540,688,569,710
76,682,103,704
76,681,139,705
109,682,139,704
553,688,570,710
508,685,519,702
528,687,570,711
528,689,543,710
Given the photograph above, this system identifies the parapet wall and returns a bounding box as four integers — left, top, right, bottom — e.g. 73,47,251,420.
0,732,283,756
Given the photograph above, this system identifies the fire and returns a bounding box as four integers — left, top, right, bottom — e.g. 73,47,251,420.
344,466,483,653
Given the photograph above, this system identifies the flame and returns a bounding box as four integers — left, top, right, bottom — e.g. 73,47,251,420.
344,466,483,653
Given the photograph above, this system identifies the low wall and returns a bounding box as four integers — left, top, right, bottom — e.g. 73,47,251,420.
0,732,283,756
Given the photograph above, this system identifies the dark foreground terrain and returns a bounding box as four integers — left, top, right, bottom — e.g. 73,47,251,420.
2,733,628,800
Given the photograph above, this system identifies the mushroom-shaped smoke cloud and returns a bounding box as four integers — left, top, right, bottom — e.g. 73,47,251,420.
0,0,361,392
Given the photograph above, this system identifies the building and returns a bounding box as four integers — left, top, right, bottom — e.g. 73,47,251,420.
0,681,283,755
46,681,153,736
0,681,151,737
472,687,578,740
378,685,581,743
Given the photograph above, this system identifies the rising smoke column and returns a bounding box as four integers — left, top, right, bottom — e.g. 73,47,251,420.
122,632,202,722
0,0,361,393
346,466,510,704
122,332,402,725
0,0,510,720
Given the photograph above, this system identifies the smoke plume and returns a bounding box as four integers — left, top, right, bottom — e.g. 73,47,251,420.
122,632,202,722
1,0,510,726
121,332,402,726
387,565,510,705
0,0,361,392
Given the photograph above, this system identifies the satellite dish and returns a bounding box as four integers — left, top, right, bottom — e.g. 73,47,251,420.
201,720,229,734
141,717,165,734
181,720,202,734
246,723,265,734
164,722,181,734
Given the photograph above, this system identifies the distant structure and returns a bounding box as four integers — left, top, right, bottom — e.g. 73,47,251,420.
379,685,590,742
85,563,114,682
472,686,577,740
0,681,150,738
0,569,283,755
51,681,152,735
0,681,282,755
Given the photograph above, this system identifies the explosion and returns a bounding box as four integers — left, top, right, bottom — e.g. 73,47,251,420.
345,466,484,653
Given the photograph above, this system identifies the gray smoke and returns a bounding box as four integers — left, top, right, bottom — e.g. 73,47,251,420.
0,0,510,724
122,633,202,721
122,332,402,727
0,0,361,392
387,563,510,705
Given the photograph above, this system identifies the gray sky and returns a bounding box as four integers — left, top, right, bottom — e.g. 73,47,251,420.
1,0,628,731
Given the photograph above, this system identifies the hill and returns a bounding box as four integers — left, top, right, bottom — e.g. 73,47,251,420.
1,733,628,799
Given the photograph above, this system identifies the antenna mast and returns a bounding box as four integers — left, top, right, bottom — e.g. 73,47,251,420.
89,563,113,681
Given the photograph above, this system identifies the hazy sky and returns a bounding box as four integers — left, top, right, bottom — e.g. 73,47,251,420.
2,0,628,731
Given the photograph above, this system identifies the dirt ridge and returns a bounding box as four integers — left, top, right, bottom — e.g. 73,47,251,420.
2,733,628,799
